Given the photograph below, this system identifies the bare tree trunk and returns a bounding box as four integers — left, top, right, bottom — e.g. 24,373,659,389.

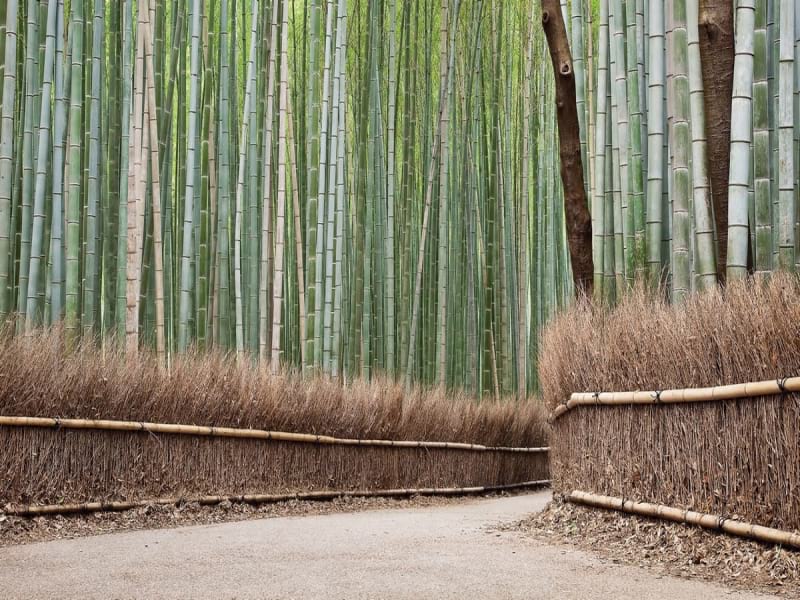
541,0,593,296
698,0,734,282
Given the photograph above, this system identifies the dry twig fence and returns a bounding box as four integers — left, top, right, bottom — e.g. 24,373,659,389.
550,376,800,549
0,415,550,516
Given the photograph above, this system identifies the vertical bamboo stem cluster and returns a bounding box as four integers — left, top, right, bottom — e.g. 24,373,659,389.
0,0,797,398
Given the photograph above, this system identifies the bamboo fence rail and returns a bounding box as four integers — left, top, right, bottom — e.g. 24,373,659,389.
0,415,549,453
3,480,551,517
550,376,800,420
568,491,800,549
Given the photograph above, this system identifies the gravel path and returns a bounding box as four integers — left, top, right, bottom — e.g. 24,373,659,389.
0,492,779,599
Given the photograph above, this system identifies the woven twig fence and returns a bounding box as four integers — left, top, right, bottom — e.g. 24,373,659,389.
0,415,549,514
549,377,800,539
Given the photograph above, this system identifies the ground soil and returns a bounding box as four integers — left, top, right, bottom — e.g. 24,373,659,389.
0,492,780,599
510,499,800,598
0,492,468,547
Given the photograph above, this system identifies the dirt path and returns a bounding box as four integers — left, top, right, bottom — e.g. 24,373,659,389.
0,492,778,599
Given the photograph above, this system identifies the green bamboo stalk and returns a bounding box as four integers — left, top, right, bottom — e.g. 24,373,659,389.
385,0,397,377
0,0,19,317
796,1,800,268
592,0,609,299
177,0,202,352
215,0,233,349
313,0,335,370
753,0,772,273
436,0,450,387
81,0,103,335
102,0,121,334
17,0,41,322
646,0,664,285
259,0,279,360
670,0,692,302
624,0,645,275
232,0,259,356
304,0,322,370
25,0,57,328
143,3,165,362
331,0,347,379
48,0,66,323
777,0,795,269
571,0,587,196
286,96,307,367
687,0,717,289
727,0,756,279
64,0,85,339
270,0,289,373
610,0,631,284
116,0,133,340
323,0,344,373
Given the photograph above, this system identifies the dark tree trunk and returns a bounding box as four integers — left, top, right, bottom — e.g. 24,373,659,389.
541,1,593,297
698,0,734,282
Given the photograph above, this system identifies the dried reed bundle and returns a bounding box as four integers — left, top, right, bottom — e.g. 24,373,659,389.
540,275,800,411
0,328,548,449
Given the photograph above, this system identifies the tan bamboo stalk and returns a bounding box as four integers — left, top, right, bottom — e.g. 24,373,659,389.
4,480,552,517
550,376,800,420
143,7,165,364
567,490,800,549
125,10,147,355
259,0,281,360
0,415,550,453
270,2,289,373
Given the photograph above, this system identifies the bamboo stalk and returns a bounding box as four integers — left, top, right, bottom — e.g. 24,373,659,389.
550,375,800,420
0,415,549,453
3,480,552,517
567,490,800,549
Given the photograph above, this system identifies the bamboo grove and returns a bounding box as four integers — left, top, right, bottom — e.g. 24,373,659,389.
0,0,799,399
0,0,573,399
583,0,800,302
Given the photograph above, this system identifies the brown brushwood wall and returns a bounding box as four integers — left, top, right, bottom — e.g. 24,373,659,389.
0,329,549,508
542,276,800,531
0,427,548,506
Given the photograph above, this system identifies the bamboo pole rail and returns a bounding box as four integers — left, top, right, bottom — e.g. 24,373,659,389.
2,480,552,517
567,490,800,549
550,376,800,420
0,415,549,454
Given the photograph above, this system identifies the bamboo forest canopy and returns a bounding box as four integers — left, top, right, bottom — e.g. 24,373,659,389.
0,0,798,398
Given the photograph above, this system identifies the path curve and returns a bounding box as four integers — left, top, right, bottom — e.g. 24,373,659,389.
0,492,778,599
